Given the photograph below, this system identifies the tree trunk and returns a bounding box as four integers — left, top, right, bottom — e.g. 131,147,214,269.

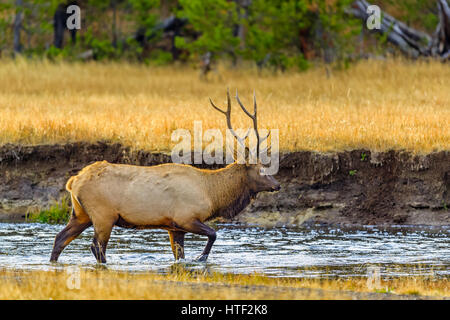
236,0,250,49
53,4,66,49
233,0,251,66
111,0,117,48
435,0,450,58
13,0,23,55
160,0,172,19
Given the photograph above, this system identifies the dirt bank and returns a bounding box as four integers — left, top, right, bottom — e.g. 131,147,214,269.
0,142,448,226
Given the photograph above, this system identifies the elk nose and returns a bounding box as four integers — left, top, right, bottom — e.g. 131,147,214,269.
273,184,281,191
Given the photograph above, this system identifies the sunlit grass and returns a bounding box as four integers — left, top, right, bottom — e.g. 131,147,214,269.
0,58,449,153
0,267,447,300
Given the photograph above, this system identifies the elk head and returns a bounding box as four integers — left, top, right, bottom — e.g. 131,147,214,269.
209,89,280,193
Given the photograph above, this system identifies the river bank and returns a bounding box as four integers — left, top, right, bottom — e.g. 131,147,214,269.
0,142,448,226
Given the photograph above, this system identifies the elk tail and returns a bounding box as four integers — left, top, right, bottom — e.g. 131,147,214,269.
66,176,88,220
66,176,75,192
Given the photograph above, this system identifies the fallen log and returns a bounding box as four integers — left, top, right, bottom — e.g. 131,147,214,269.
349,0,450,60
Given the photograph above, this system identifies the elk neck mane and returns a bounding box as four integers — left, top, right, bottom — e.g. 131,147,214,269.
203,163,255,220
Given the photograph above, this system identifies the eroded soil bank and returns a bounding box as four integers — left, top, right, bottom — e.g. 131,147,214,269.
0,142,448,226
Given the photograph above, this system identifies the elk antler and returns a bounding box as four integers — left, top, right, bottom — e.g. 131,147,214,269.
209,88,251,158
210,89,270,161
235,89,270,157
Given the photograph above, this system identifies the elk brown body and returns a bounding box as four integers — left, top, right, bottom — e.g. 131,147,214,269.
50,89,280,263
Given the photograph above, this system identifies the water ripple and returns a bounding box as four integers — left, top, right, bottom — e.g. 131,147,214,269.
0,222,448,278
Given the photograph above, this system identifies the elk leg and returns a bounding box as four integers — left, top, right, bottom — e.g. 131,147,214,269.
168,230,186,260
183,220,216,262
50,214,92,262
90,222,114,263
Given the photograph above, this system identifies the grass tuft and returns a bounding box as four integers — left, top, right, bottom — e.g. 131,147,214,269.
27,196,71,224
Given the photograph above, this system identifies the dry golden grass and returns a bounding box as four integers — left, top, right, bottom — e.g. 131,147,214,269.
0,58,449,153
0,268,448,300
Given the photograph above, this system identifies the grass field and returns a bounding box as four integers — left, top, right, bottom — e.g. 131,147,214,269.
0,58,449,153
0,267,448,300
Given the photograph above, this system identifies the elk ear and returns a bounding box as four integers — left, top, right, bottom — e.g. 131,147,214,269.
244,147,251,163
244,147,255,167
232,145,250,164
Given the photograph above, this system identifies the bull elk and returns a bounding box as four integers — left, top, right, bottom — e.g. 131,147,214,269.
50,89,280,263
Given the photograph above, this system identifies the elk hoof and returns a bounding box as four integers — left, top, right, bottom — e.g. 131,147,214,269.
195,254,209,262
90,243,106,264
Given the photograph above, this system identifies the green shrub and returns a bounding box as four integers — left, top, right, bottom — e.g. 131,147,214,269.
150,49,173,65
27,196,71,225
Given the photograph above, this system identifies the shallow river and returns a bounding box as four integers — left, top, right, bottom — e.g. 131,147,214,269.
0,222,448,278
